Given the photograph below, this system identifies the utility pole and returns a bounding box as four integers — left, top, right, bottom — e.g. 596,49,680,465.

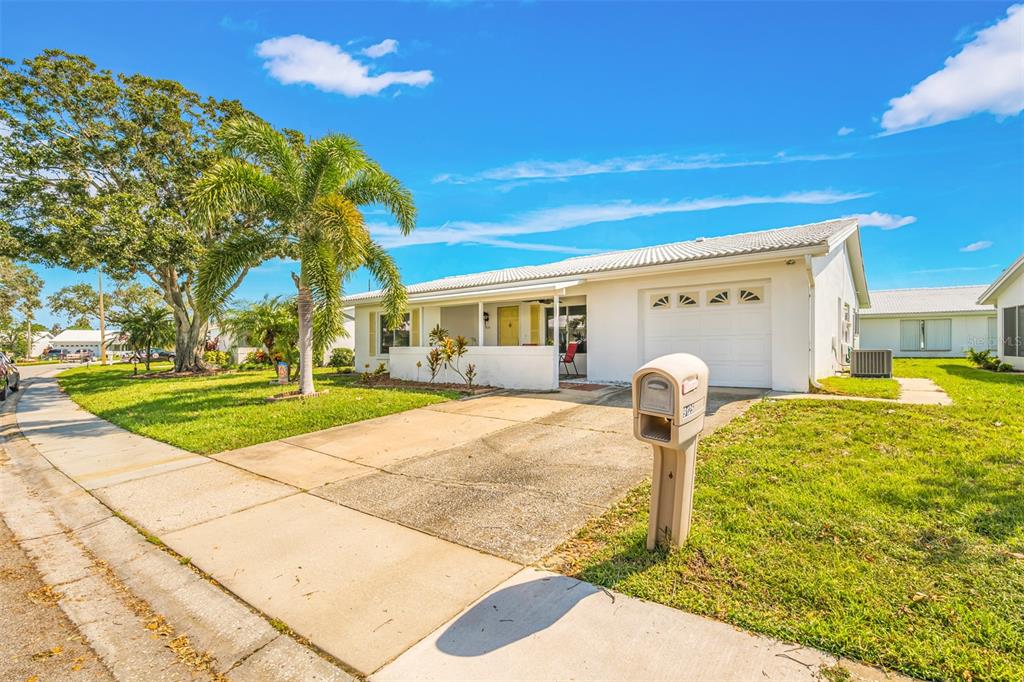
25,317,31,360
98,270,107,365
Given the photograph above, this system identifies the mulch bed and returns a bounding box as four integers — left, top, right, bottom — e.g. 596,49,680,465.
266,389,330,402
357,375,495,395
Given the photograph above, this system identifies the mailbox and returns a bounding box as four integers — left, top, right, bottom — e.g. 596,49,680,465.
632,353,709,550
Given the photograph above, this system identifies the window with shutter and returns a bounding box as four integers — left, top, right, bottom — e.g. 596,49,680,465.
923,319,952,351
900,320,923,351
1006,307,1020,357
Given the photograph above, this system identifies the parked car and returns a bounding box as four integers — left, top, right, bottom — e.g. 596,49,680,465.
154,350,176,361
0,353,20,401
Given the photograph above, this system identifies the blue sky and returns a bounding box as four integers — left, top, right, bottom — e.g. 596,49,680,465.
4,1,1023,325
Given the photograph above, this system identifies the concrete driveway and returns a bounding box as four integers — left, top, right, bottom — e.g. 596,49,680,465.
219,385,765,564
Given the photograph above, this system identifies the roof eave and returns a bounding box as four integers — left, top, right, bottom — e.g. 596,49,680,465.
346,244,829,306
977,253,1024,305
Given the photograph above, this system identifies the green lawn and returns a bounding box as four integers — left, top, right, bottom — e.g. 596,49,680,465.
551,359,1023,681
818,375,901,399
59,363,459,454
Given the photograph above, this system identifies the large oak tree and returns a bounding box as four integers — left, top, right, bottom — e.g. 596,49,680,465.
0,50,269,371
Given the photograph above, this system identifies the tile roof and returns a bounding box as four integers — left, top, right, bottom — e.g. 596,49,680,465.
348,217,857,302
860,285,994,316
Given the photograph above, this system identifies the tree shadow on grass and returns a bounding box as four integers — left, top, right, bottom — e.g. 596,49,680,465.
936,364,1024,386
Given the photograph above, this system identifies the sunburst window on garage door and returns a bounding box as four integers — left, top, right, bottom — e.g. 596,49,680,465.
650,294,671,309
678,292,698,306
708,289,730,305
739,287,764,303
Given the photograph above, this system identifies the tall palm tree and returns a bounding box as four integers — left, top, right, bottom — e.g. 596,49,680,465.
119,303,174,372
189,118,414,395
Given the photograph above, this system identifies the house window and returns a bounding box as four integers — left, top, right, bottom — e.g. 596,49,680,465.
650,294,671,309
842,303,851,345
379,313,411,355
546,305,587,353
708,289,730,305
900,319,952,352
678,292,698,306
1004,306,1022,357
738,288,763,304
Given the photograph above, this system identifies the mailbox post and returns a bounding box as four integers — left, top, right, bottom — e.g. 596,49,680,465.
632,353,709,550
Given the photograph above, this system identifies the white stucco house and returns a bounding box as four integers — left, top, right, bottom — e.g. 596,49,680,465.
30,331,53,358
977,253,1024,371
48,329,129,358
858,285,997,358
346,218,869,392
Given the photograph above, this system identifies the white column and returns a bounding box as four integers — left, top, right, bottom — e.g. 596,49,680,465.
478,301,485,347
552,294,560,387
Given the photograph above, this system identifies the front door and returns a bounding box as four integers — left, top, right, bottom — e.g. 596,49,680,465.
498,306,520,346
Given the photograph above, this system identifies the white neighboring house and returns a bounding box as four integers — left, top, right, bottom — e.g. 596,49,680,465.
977,253,1024,371
48,329,129,358
346,218,870,392
30,331,53,358
859,286,997,358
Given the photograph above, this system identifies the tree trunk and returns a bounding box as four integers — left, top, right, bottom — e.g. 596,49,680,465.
296,286,315,395
173,314,208,373
145,340,152,372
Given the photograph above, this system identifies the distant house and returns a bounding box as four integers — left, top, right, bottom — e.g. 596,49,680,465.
977,253,1024,371
48,329,129,358
30,331,53,358
345,218,869,392
858,286,996,357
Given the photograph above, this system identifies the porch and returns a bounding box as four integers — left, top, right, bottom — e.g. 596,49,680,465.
373,282,587,391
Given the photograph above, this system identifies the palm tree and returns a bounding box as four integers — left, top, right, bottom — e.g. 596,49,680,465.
221,295,295,357
119,303,174,372
189,118,413,395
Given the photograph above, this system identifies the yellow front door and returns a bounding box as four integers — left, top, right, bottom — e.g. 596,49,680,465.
498,306,520,346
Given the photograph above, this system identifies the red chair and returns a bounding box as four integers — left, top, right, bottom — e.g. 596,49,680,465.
560,341,580,377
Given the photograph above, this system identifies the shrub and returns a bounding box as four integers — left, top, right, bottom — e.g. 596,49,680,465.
203,350,231,367
329,347,354,372
965,348,1013,372
359,361,388,386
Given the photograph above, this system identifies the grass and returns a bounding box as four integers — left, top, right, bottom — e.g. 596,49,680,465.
59,362,459,454
818,375,901,399
551,359,1023,681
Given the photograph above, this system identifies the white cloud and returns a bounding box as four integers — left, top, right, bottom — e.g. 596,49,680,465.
362,39,398,58
911,264,1000,274
960,240,993,252
837,126,855,136
846,212,917,230
371,189,870,253
256,35,432,97
881,4,1024,134
434,151,853,185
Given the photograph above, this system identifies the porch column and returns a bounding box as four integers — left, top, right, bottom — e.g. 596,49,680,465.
552,293,560,388
478,301,485,346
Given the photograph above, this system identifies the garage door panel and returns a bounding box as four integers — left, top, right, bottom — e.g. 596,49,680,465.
643,284,772,388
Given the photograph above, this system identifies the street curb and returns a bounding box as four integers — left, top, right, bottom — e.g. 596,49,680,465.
0,378,356,681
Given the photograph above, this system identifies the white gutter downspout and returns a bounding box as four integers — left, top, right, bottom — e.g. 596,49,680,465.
805,255,823,391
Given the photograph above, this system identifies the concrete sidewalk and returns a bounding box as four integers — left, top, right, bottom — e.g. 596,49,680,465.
12,373,901,680
769,377,952,405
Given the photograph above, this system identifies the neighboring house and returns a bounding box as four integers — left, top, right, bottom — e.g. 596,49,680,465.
30,331,53,358
977,253,1024,371
49,329,129,358
859,285,997,358
346,218,869,392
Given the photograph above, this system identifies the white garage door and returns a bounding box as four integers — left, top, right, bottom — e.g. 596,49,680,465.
643,283,772,388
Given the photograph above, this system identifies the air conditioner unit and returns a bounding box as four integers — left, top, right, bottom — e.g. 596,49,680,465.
850,349,893,378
